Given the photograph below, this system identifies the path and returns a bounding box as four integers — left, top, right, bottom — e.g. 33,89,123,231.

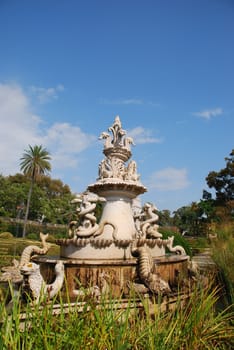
192,248,216,270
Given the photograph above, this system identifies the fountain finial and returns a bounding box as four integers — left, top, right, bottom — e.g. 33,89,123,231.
108,115,126,147
99,116,134,162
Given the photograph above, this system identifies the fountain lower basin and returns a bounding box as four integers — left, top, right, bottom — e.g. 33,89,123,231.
34,254,189,301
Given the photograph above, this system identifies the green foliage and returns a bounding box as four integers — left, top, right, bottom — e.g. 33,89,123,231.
0,220,24,237
186,237,209,253
26,233,39,240
172,202,205,236
0,218,9,233
206,149,234,203
0,173,74,231
0,174,28,218
20,144,52,237
173,150,234,237
20,145,52,178
158,210,173,227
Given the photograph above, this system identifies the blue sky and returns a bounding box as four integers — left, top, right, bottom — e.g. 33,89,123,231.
0,0,233,212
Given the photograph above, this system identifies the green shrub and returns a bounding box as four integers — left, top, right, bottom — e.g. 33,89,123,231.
26,233,39,240
0,219,9,233
7,242,26,256
186,236,209,253
0,218,68,238
0,232,13,239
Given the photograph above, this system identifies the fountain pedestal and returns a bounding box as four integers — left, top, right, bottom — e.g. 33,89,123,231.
95,192,137,241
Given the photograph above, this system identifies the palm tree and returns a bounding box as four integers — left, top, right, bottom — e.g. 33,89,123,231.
20,145,51,237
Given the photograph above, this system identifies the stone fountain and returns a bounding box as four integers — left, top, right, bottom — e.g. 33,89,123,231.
32,116,191,303
2,116,194,306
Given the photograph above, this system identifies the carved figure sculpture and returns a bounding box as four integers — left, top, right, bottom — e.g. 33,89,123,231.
20,260,64,303
76,194,99,237
138,203,162,239
0,259,22,284
69,192,118,238
69,192,99,237
73,285,101,299
0,233,51,284
19,232,51,268
99,131,113,149
98,159,112,179
124,136,135,151
132,245,171,294
124,160,140,181
166,236,186,255
72,272,110,299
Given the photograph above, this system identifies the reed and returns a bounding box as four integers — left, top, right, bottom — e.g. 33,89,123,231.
0,280,233,350
211,226,234,306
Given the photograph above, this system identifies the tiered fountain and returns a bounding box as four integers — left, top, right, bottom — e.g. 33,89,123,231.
32,116,190,303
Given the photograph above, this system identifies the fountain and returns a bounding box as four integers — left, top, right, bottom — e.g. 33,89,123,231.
1,116,196,310
30,116,192,304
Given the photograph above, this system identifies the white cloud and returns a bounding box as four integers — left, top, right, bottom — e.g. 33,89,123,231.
99,97,143,105
193,107,223,120
30,84,64,103
99,97,160,106
148,167,190,191
0,82,95,177
0,83,43,175
128,126,162,144
43,123,96,170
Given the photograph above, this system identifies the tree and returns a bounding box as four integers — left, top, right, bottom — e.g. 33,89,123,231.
206,149,234,203
173,202,201,236
20,145,51,237
0,173,74,226
158,209,173,227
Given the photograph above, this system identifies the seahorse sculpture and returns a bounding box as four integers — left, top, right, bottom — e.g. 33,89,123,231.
131,245,171,294
68,192,118,239
166,236,186,255
20,260,64,303
72,272,110,299
98,159,112,179
139,203,162,239
73,285,101,299
0,232,51,284
19,232,51,268
93,220,118,239
99,131,113,149
69,193,100,237
124,136,135,151
0,259,22,284
124,160,140,181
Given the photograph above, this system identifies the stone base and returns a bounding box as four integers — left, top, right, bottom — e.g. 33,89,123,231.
33,254,190,301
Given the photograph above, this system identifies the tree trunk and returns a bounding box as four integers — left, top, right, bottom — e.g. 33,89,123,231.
22,179,34,237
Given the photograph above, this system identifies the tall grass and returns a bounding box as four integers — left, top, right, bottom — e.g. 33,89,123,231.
0,282,233,350
211,223,234,306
